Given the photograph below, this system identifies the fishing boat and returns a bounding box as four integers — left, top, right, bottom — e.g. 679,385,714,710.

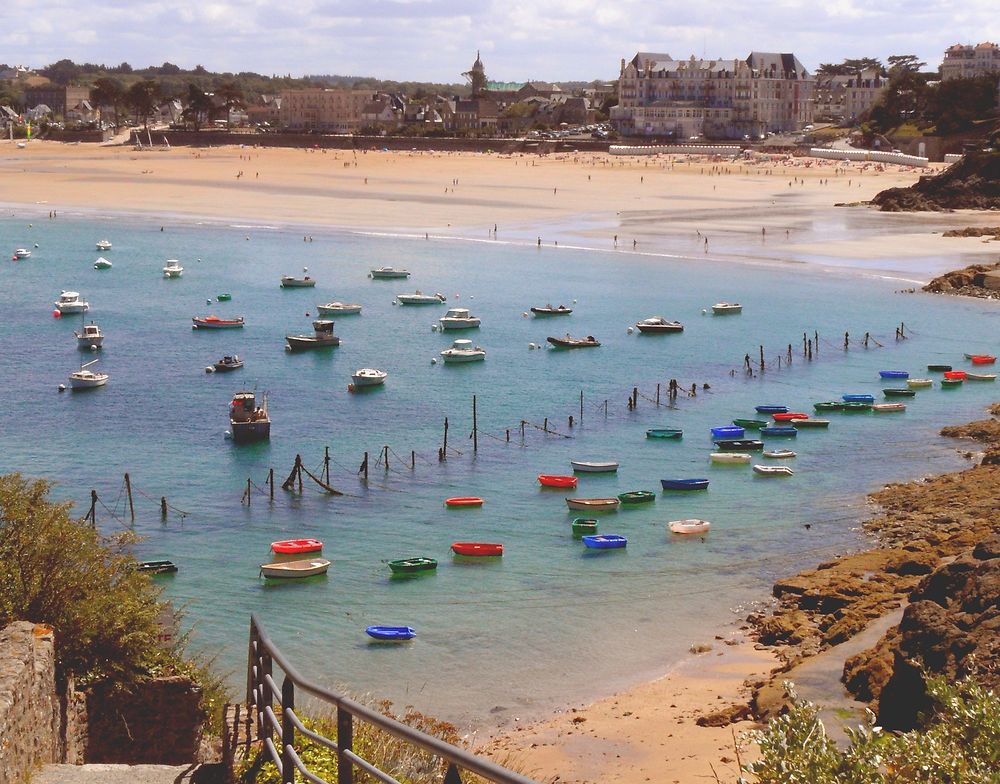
772,412,808,421
966,372,997,381
162,259,184,278
940,378,964,388
547,334,600,349
572,519,598,538
440,339,486,363
763,449,797,459
711,302,742,315
943,370,968,380
566,497,620,511
271,539,323,555
530,304,572,316
617,491,655,505
646,428,683,439
883,388,915,398
280,273,316,288
760,426,797,437
879,370,909,379
350,368,387,388
660,478,709,490
74,321,104,349
93,257,112,270
713,439,764,451
397,291,446,305
710,452,752,464
366,625,416,641
387,557,437,574
581,534,627,550
927,364,952,372
217,293,232,301
13,248,31,259
260,558,330,579
733,418,767,430
450,542,503,557
711,425,744,439
753,464,794,476
370,267,410,279
635,316,684,333
570,460,619,473
842,394,875,403
789,418,829,428
286,320,340,351
755,405,788,414
668,519,711,535
55,291,89,315
208,355,243,373
813,401,845,411
229,390,270,443
965,354,996,364
439,308,481,330
872,402,906,412
907,378,933,388
841,401,873,411
317,302,362,316
136,560,177,574
193,315,244,329
538,474,577,488
445,497,484,507
68,359,108,389
95,239,112,251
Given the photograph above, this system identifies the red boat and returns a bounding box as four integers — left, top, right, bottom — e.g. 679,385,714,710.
445,496,484,507
537,474,578,488
970,355,996,365
192,315,245,329
772,412,808,421
451,542,503,557
944,370,968,380
271,539,323,554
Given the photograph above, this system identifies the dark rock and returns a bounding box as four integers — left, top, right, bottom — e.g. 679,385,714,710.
696,703,751,727
873,151,1000,212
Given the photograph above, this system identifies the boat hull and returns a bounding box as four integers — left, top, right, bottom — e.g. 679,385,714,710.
231,420,270,444
366,626,416,641
646,428,683,439
69,375,108,389
660,479,709,490
439,319,481,330
617,491,655,504
351,371,387,387
445,497,484,507
260,558,330,578
668,519,711,535
713,439,764,451
451,542,503,557
370,269,410,279
271,539,323,555
710,452,752,464
530,307,572,316
441,351,486,363
317,304,362,316
193,317,244,329
286,335,341,351
565,498,620,511
538,474,577,488
387,558,437,574
570,461,619,473
581,534,627,549
547,336,601,348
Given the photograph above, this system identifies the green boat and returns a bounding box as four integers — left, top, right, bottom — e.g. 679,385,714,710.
618,490,656,505
217,293,232,301
883,388,916,398
841,401,873,411
572,518,598,538
387,557,438,574
813,402,844,411
733,418,768,430
789,418,830,428
940,378,963,388
646,428,683,439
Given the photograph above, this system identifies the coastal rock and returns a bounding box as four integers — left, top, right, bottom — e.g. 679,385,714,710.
695,703,751,727
872,150,1000,212
922,262,1000,299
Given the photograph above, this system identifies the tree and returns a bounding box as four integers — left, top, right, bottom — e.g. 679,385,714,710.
930,75,999,135
215,81,245,129
90,77,124,128
40,58,82,86
125,80,161,128
887,54,926,75
181,83,214,130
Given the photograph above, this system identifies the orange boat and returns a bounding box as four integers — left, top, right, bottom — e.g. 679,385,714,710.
445,496,484,507
969,355,996,365
772,412,808,421
271,539,323,554
451,542,503,557
944,370,968,380
537,474,577,488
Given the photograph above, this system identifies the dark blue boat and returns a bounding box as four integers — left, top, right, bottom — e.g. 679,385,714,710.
760,426,797,437
660,478,710,490
581,534,627,549
842,394,875,403
711,425,745,439
713,439,764,451
755,405,788,414
879,370,909,379
366,625,416,641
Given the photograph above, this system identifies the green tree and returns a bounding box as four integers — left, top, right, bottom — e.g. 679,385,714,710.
215,81,245,129
40,58,82,85
125,79,161,128
90,76,124,128
181,83,214,130
887,54,926,75
930,75,999,135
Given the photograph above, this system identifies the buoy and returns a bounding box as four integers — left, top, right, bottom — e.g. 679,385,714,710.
303,266,308,272
529,343,536,350
224,431,233,440
392,300,397,305
90,345,97,352
305,312,310,317
522,312,528,317
58,384,66,392
431,324,438,331
431,358,437,364
701,308,707,314
572,299,577,303
34,243,39,248
245,235,250,240
206,299,211,305
52,310,61,318
627,326,634,334
197,258,202,262
347,384,355,392
205,366,215,373
454,293,459,298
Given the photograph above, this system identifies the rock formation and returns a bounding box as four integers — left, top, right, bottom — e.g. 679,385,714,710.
872,150,1000,211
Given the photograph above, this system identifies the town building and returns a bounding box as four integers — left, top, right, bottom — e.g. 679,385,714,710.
611,51,814,139
814,69,887,123
23,85,90,119
941,42,1000,81
278,89,375,132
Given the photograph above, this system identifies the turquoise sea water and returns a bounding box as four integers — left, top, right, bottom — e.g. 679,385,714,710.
1,208,997,729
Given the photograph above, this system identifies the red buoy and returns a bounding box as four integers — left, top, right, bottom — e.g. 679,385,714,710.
52,310,61,318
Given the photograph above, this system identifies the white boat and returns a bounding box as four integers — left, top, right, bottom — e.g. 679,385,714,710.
280,274,316,288
351,368,388,388
440,339,485,363
906,378,933,388
95,240,112,251
439,308,481,330
636,316,684,333
370,267,410,279
259,558,330,579
570,460,619,473
872,402,906,413
668,519,711,535
163,259,184,278
13,248,31,259
763,449,797,459
966,372,996,381
752,464,794,476
286,320,340,351
317,302,362,316
55,291,89,314
397,291,446,305
712,302,743,315
710,452,751,464
93,257,113,270
68,359,108,389
74,322,104,349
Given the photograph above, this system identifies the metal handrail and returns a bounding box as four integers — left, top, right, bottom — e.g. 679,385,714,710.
247,613,539,784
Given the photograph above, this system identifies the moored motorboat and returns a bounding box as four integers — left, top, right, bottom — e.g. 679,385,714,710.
229,390,270,443
445,496,484,507
752,464,794,476
530,304,572,316
68,359,108,390
570,460,619,473
387,557,437,574
872,402,906,412
286,320,340,351
907,378,933,388
581,534,627,549
660,478,709,490
450,542,503,557
763,449,797,459
136,560,177,574
710,452,752,464
13,248,32,259
538,474,577,488
439,308,481,330
733,418,768,430
370,267,410,279
547,334,600,349
280,273,316,288
55,291,89,314
755,405,788,414
74,322,104,349
162,259,184,278
209,355,243,373
317,302,363,316
271,539,323,555
350,368,387,389
217,293,232,301
713,439,764,451
397,291,446,305
260,558,330,579
93,257,112,270
711,302,742,315
193,315,244,329
883,388,915,398
711,425,744,439
95,239,112,251
440,339,486,363
646,428,683,439
565,497,620,511
760,426,797,437
366,625,416,641
789,418,829,428
668,519,711,535
617,490,655,505
879,370,909,379
635,316,684,333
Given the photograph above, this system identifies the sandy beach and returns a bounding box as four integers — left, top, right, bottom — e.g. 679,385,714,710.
3,140,999,281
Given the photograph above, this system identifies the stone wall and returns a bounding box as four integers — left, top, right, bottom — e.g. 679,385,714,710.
0,622,60,784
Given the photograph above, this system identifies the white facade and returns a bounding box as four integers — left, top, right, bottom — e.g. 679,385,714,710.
941,42,1000,81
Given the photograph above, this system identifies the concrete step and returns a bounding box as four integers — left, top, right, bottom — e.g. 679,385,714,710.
34,764,198,784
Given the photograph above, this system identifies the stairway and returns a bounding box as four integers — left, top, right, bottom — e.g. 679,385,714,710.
34,764,205,784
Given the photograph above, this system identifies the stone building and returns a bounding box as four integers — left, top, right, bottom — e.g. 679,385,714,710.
814,69,887,123
941,42,1000,80
278,89,374,132
23,85,90,119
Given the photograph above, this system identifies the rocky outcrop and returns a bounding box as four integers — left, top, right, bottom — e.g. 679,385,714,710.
922,262,1000,299
872,150,1000,211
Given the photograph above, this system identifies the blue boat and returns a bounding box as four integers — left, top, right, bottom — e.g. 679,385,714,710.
760,426,797,437
842,394,875,403
581,534,627,550
879,370,909,379
660,478,710,491
755,405,788,414
711,425,745,439
366,625,416,641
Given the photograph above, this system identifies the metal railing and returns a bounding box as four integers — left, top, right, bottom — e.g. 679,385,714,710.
247,613,539,784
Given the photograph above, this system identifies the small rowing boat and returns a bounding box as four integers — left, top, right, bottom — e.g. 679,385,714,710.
660,478,709,491
566,497,620,511
531,304,572,316
445,497,483,507
713,439,764,451
927,364,952,372
733,418,768,430
136,560,178,574
813,401,845,411
883,388,915,398
711,302,742,315
872,402,906,412
789,418,829,428
668,519,710,535
572,518,598,537
907,378,933,388
842,394,875,403
260,558,330,579
571,460,619,473
538,474,577,488
711,425,744,439
710,452,752,464
451,542,503,557
772,412,808,421
192,315,244,329
965,354,996,364
760,426,797,437
271,539,323,555
581,534,627,549
966,372,997,381
879,370,909,379
943,370,968,380
841,401,873,411
755,405,788,414
940,378,963,387
763,449,797,459
617,490,655,504
366,626,416,641
646,428,683,439
752,464,794,477
387,557,437,574
547,335,600,349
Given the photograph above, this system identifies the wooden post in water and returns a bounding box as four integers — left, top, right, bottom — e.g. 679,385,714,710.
124,473,135,523
246,477,251,506
506,429,510,442
87,490,97,527
656,383,661,406
632,387,638,408
297,455,303,492
324,447,331,485
411,450,415,469
759,345,765,372
442,417,449,460
268,468,274,500
787,344,793,364
361,452,369,480
160,496,167,519
382,445,389,472
803,332,807,357
579,390,584,424
815,330,819,354
472,395,478,453
807,339,813,360
544,417,548,433
604,399,609,417
568,415,573,429
844,331,849,350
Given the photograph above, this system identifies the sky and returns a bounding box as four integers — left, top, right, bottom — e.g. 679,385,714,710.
2,0,999,83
